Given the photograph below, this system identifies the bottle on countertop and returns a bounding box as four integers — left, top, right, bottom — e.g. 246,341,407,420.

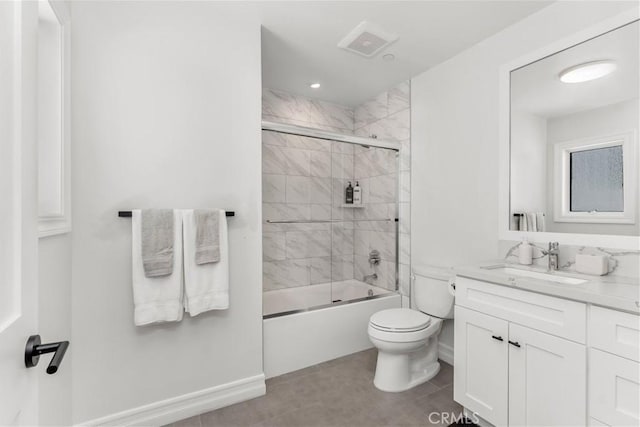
519,238,533,265
353,181,362,205
345,181,354,204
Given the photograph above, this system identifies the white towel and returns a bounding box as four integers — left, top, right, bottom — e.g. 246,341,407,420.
535,212,546,232
527,213,537,232
132,210,184,326
183,209,229,316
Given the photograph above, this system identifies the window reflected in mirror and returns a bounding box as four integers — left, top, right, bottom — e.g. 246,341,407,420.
570,145,623,213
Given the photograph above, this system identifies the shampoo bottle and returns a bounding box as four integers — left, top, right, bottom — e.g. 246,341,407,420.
353,181,362,205
345,182,354,204
519,238,533,265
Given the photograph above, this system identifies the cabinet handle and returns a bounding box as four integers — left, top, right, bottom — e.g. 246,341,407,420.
508,340,521,348
491,335,504,342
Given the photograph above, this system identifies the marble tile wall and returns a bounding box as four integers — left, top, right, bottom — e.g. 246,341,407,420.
354,81,411,295
262,88,354,134
499,240,640,279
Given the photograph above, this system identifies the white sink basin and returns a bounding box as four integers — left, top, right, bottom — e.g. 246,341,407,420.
485,266,588,285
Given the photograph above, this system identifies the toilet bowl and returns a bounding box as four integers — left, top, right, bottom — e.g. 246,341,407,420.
367,266,455,392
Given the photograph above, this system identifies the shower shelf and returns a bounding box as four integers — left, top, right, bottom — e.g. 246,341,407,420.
341,204,364,208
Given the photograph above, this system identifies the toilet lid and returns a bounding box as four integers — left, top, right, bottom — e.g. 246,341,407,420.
370,308,431,332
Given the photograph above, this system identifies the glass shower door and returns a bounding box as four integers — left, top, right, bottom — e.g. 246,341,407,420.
330,142,399,304
262,130,335,315
262,128,399,317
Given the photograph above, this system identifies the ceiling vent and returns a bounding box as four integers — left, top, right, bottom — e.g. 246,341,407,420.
338,21,398,58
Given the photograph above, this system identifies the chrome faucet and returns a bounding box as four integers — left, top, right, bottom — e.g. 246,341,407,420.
546,242,560,271
369,249,381,266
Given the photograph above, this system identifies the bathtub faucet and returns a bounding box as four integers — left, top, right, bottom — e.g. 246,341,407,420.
369,250,381,266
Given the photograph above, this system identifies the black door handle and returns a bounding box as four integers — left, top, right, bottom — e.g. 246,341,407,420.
509,340,521,348
25,335,70,374
491,335,504,342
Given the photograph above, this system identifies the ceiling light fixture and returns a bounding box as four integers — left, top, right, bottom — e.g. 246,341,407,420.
559,60,617,83
310,82,321,89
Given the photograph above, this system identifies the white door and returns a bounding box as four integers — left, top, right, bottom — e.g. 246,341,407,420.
508,323,586,427
0,1,40,424
589,348,640,427
454,306,509,426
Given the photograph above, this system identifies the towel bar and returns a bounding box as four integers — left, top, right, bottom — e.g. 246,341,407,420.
118,210,235,217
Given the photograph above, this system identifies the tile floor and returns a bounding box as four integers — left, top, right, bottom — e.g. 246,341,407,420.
167,349,463,427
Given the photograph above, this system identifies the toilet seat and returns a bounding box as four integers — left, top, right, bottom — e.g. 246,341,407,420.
369,308,431,333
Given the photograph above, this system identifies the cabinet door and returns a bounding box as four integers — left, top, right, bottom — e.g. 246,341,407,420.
590,348,639,427
509,323,586,427
589,306,640,362
454,306,509,426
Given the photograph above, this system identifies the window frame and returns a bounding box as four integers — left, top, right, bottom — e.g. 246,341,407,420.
37,0,71,238
553,131,637,224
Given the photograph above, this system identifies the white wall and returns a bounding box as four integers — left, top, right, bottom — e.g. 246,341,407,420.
71,2,263,423
546,98,640,235
510,111,548,220
38,235,72,426
411,1,638,350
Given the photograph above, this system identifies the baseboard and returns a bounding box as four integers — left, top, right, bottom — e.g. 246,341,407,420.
76,374,266,427
438,341,454,366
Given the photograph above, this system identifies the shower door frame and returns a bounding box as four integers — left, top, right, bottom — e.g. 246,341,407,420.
262,121,401,151
261,120,402,317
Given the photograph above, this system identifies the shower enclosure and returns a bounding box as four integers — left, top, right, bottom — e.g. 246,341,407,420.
262,121,400,318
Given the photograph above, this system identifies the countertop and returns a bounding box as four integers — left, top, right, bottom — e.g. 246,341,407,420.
455,263,640,314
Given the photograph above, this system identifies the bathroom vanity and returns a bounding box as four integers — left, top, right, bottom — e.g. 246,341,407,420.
470,10,640,425
453,265,640,427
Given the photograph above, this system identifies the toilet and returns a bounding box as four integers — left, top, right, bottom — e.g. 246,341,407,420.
368,266,455,392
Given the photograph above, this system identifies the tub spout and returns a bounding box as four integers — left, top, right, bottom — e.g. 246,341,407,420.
364,273,378,283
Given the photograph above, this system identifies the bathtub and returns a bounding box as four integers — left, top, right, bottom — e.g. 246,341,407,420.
263,280,401,378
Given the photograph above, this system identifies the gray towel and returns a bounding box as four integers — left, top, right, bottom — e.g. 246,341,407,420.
141,209,174,277
194,209,220,265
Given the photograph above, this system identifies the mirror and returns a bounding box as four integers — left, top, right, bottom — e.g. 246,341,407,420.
509,20,639,236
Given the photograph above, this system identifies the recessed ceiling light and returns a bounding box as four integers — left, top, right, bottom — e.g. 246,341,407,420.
382,53,395,62
310,82,321,89
559,60,617,83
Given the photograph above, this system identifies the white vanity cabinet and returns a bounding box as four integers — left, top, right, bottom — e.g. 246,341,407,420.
588,306,640,427
454,277,587,427
454,276,640,427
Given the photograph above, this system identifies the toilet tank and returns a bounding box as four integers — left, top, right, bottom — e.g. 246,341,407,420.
413,265,455,319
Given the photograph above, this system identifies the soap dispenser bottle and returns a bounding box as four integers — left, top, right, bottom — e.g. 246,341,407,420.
345,182,354,204
519,238,533,265
353,181,362,205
